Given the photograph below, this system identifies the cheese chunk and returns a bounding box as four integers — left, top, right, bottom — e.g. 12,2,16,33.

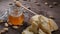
23,15,58,34
39,29,46,34
48,19,58,31
22,25,46,34
30,15,51,34
30,15,58,32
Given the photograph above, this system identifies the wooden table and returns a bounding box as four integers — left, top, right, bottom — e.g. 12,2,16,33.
0,0,60,34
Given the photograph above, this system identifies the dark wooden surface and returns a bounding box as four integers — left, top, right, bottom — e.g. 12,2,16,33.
0,0,60,34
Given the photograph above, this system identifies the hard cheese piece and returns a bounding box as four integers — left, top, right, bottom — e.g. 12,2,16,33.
28,15,58,34
22,25,46,34
39,29,46,34
30,15,58,31
22,26,34,34
30,15,51,34
48,19,58,31
39,15,51,34
40,15,58,31
30,15,40,25
25,24,38,34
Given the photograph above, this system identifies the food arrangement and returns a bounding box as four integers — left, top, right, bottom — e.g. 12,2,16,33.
0,0,59,34
22,15,58,34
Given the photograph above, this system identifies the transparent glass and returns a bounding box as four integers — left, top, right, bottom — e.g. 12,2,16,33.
0,9,7,22
8,5,24,26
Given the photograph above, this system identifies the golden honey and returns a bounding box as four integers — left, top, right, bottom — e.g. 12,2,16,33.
8,14,24,26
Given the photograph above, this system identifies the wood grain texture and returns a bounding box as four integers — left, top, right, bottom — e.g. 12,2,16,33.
0,0,60,34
